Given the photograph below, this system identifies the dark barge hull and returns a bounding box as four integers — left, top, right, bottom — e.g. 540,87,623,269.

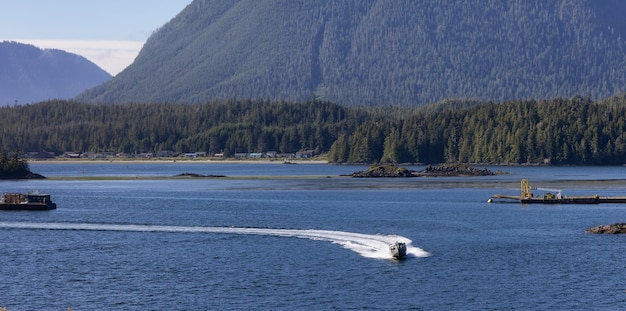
520,196,626,204
520,197,600,204
598,197,626,204
0,203,57,211
491,195,626,204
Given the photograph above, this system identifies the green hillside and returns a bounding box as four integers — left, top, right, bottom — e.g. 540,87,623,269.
76,0,626,106
4,95,626,165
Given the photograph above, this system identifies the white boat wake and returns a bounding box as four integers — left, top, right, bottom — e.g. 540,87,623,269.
0,222,430,260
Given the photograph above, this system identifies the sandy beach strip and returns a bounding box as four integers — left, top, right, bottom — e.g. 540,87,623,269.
28,158,329,165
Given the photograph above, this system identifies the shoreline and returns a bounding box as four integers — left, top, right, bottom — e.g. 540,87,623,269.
28,158,330,165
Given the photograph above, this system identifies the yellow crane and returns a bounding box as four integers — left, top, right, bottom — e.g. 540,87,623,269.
521,179,563,199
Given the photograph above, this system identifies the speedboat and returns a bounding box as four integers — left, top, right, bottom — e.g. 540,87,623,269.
389,241,407,259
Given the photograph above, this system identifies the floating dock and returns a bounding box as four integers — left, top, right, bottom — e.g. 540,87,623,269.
0,191,57,211
489,179,626,204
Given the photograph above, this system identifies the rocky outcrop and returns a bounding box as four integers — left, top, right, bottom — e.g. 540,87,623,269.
0,172,46,179
350,163,499,177
351,164,415,177
175,173,226,178
586,223,626,234
23,172,46,179
413,164,496,177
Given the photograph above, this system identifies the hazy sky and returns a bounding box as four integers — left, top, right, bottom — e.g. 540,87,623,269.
0,0,193,75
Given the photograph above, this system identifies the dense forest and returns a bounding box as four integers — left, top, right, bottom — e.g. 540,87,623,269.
329,95,626,165
77,0,626,106
3,95,626,165
0,100,368,158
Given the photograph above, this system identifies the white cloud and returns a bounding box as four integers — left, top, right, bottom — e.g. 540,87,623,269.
5,39,144,76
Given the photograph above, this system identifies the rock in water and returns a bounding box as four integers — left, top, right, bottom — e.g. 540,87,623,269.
351,164,415,177
586,223,626,234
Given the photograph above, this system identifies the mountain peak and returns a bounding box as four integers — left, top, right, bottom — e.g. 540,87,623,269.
0,41,112,105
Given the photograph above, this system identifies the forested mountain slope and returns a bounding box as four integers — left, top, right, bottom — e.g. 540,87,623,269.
0,41,111,105
76,0,626,106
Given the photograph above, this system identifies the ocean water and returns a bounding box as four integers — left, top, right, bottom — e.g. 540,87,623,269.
0,163,625,310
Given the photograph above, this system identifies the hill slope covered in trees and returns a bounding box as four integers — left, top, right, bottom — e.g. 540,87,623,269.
76,0,626,106
3,95,626,165
0,41,111,105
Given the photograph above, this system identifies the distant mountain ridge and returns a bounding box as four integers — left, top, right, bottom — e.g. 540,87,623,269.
0,41,111,105
77,0,626,106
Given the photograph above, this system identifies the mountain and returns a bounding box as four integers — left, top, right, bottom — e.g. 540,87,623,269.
0,41,111,105
76,0,626,107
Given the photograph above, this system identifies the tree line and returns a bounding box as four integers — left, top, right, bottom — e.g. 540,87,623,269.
0,99,369,158
2,95,626,165
329,95,626,165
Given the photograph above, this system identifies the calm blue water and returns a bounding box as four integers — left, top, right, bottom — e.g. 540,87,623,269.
1,163,625,310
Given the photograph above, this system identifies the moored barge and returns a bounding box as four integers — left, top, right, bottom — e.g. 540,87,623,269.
489,179,626,204
0,191,57,211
